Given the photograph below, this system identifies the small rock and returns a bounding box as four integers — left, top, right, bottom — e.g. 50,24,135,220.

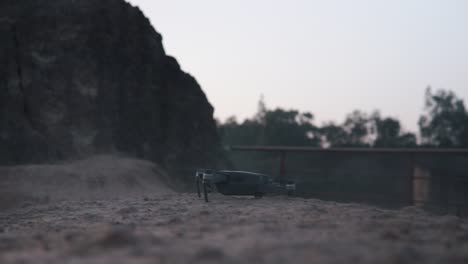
194,246,225,260
96,226,137,249
381,230,400,240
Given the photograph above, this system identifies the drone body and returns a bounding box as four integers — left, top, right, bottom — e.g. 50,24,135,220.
195,169,296,202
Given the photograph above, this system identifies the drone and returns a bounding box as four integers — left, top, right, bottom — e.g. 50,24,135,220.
195,169,296,202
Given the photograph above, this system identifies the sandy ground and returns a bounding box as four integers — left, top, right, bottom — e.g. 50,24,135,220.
0,155,173,210
1,156,468,264
1,194,468,264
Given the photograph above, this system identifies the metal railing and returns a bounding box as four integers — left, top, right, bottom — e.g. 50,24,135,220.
227,145,468,216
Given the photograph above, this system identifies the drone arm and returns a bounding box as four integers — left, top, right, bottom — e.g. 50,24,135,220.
202,172,226,184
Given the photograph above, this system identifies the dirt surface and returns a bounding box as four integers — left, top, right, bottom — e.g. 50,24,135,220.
1,193,468,264
0,155,173,210
1,156,467,263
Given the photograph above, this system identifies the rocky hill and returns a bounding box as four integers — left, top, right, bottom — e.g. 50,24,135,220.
0,0,223,182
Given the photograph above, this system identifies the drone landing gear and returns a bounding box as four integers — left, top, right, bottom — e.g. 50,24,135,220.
196,177,210,202
195,177,209,202
196,177,202,198
203,182,209,202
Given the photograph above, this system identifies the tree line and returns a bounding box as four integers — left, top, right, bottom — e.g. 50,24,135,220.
218,87,468,148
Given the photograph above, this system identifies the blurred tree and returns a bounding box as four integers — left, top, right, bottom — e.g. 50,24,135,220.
320,122,349,147
319,111,417,148
261,109,319,146
398,133,418,147
220,94,446,148
320,110,373,147
218,98,319,147
418,87,468,147
373,115,417,147
342,110,373,147
218,116,263,146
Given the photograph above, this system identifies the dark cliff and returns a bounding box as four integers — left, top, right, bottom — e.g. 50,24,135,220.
0,0,223,182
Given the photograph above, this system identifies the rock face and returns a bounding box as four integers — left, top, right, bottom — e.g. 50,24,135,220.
0,0,223,182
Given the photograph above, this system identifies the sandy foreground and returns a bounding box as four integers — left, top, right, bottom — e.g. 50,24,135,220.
1,156,468,264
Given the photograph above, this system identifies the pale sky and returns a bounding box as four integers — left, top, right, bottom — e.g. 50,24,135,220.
126,0,468,132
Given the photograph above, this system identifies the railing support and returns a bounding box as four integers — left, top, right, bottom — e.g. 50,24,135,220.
279,151,286,183
408,152,415,206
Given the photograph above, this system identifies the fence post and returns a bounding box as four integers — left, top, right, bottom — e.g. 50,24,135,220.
408,153,415,206
279,151,287,183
